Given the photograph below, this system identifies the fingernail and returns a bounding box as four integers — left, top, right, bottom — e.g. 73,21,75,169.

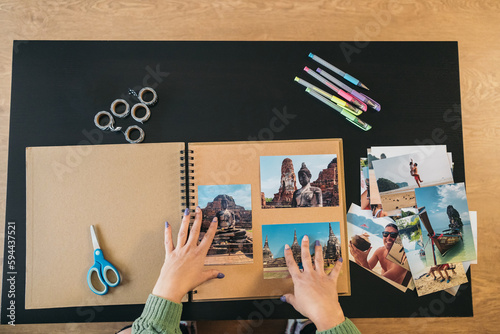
339,257,343,263
196,206,201,212
285,244,290,250
165,222,169,228
303,235,309,242
212,217,217,223
184,208,189,216
315,240,320,246
280,295,286,303
217,273,225,279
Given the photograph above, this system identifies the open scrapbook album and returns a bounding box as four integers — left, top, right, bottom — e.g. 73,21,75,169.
25,138,349,308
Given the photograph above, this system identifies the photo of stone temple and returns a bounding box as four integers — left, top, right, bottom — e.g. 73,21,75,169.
263,223,341,272
198,186,253,266
261,155,339,209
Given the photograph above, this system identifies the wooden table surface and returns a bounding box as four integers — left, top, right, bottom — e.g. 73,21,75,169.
0,1,498,333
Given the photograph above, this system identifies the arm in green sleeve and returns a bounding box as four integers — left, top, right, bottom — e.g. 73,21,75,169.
317,317,361,334
132,294,182,334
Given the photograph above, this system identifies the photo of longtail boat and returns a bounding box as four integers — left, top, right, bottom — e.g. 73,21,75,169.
415,183,476,266
419,208,462,261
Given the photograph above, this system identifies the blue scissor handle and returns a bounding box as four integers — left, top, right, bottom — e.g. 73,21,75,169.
87,249,121,295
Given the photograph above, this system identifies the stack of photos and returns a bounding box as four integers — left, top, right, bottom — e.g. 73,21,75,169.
353,145,477,297
261,222,342,279
394,214,468,296
347,204,413,291
197,184,253,266
260,154,339,208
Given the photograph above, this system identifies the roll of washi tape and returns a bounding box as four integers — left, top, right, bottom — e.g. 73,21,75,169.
124,125,145,144
138,87,158,106
131,103,151,123
110,99,130,118
94,111,121,131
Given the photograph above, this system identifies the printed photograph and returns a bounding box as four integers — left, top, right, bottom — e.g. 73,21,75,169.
367,146,453,213
360,158,370,211
260,154,338,209
198,184,253,265
386,235,410,271
372,151,454,212
262,222,342,279
415,183,477,266
368,145,451,171
347,204,412,289
395,215,468,296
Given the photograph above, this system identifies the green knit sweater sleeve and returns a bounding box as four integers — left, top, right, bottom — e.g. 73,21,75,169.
132,294,182,334
317,318,361,334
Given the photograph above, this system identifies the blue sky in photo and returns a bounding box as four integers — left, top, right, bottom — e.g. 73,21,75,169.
198,184,252,209
415,182,470,231
260,154,336,198
372,152,453,191
262,222,340,258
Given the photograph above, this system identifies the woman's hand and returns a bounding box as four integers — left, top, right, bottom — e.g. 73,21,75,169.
152,207,223,303
282,235,345,331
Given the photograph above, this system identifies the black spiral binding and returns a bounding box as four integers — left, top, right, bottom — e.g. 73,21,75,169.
180,146,195,218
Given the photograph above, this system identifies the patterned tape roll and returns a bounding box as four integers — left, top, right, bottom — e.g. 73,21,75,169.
94,111,121,131
124,125,145,144
131,103,151,123
110,99,130,118
138,87,158,106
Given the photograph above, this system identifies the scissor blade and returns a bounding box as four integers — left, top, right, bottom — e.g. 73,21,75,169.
90,225,100,250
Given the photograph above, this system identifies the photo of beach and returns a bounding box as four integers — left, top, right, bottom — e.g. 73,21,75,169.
415,183,477,266
372,151,453,212
395,214,467,296
367,146,453,213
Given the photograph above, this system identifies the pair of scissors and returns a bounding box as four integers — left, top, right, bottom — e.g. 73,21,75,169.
87,225,121,295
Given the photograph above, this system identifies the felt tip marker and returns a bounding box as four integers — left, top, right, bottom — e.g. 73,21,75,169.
316,68,381,111
309,53,370,90
294,77,362,116
303,67,368,111
305,87,372,131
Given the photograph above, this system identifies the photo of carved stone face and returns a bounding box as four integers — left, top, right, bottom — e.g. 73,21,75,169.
260,154,339,209
197,184,253,265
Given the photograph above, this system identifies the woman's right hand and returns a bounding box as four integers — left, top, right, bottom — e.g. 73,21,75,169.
282,235,345,331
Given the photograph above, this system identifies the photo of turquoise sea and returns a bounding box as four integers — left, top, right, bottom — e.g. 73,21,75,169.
415,183,476,266
423,226,475,266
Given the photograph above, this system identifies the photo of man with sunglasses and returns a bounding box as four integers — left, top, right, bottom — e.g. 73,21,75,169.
349,223,408,285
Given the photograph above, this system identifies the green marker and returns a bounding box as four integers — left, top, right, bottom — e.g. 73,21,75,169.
305,87,372,131
294,77,363,116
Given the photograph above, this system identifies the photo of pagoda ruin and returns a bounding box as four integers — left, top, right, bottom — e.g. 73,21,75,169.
260,154,339,209
198,184,253,265
262,222,342,279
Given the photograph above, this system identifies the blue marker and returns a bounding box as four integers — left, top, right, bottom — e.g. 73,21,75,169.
309,53,370,90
